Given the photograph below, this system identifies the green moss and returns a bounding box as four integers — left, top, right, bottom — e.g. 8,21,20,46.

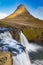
22,27,43,42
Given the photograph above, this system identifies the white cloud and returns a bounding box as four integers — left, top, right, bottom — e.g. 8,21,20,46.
30,7,43,20
0,12,7,19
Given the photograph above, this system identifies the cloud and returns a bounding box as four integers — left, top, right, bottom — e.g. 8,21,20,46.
0,12,7,19
31,7,43,20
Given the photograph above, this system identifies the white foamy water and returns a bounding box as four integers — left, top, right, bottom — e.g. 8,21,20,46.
19,31,43,65
13,52,31,65
0,28,31,65
0,28,43,65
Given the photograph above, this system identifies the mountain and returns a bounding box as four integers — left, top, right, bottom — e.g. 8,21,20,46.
8,4,29,18
1,4,43,28
0,4,43,44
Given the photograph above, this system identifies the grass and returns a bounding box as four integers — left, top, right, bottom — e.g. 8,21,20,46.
22,27,43,43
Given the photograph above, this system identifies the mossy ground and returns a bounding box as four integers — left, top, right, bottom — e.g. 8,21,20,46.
22,27,43,43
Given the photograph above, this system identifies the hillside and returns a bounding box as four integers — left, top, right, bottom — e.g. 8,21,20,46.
1,4,43,28
0,4,43,44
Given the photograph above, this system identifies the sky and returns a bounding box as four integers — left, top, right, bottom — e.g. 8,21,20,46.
0,0,43,19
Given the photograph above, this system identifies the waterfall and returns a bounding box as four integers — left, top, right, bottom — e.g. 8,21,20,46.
19,31,43,65
13,52,31,65
0,28,43,65
0,28,31,65
20,31,43,52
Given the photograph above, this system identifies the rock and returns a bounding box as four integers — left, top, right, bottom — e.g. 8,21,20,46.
0,51,12,65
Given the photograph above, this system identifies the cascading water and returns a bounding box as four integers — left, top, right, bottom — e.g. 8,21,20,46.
0,28,31,65
20,31,43,52
20,31,43,65
0,28,43,65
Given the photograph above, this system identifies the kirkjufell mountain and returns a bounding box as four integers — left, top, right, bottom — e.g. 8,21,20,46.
0,4,43,44
1,4,43,28
8,4,29,18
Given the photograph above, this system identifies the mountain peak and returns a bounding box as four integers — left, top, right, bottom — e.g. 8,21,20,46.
17,4,25,9
16,4,28,13
8,4,29,18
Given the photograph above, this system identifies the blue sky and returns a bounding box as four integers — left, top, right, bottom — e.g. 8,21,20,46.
0,0,43,19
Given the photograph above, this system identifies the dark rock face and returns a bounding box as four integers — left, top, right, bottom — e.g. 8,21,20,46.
9,27,20,41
